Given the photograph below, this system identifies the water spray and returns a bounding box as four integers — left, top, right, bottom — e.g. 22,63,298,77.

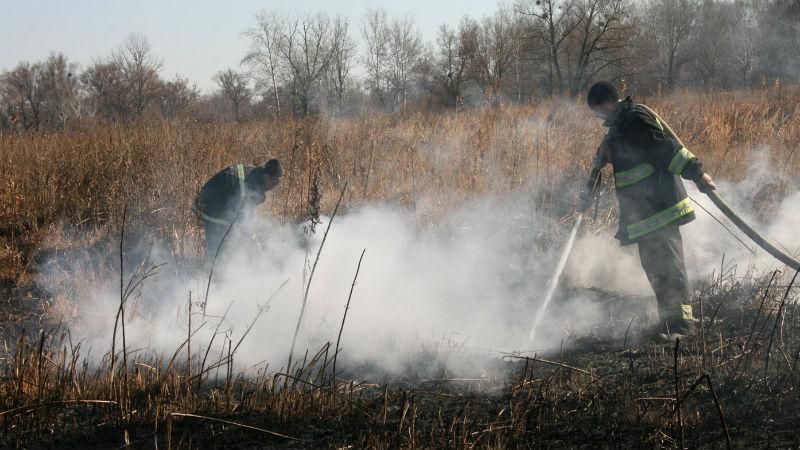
527,106,800,349
527,170,600,347
527,213,584,346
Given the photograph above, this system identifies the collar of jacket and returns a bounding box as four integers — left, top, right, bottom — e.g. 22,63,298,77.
602,96,633,128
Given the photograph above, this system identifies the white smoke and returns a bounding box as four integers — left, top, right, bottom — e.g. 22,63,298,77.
41,153,799,377
41,192,594,375
682,149,799,282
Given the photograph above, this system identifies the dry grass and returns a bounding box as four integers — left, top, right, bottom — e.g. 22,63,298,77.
2,84,799,270
0,85,799,447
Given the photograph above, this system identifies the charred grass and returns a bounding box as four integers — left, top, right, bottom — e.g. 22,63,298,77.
0,272,798,448
0,85,800,447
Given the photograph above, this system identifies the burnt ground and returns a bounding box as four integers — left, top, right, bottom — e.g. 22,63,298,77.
0,278,53,356
0,275,799,449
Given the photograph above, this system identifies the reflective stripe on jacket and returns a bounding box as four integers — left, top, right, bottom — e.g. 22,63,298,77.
194,164,260,225
593,97,704,244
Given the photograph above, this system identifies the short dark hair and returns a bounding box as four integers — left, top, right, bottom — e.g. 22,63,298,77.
587,81,619,107
264,159,283,177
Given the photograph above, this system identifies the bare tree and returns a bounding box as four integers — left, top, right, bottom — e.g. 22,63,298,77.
563,0,632,96
0,54,82,130
421,24,469,108
243,11,286,116
462,11,517,104
112,33,163,117
361,8,390,105
508,11,529,102
81,60,128,120
39,53,81,128
757,0,800,82
516,0,581,95
641,0,697,90
280,12,345,115
324,16,357,113
385,14,423,111
0,61,45,130
0,101,13,130
459,19,482,86
214,68,250,121
159,76,199,119
728,0,759,86
517,0,632,96
690,0,733,90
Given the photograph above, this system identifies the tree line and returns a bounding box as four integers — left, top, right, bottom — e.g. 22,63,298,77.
2,0,799,130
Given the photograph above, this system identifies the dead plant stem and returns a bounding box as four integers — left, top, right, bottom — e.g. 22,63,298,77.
333,249,366,390
287,181,348,374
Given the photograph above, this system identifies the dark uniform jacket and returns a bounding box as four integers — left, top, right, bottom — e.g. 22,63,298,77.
592,97,705,244
193,164,270,226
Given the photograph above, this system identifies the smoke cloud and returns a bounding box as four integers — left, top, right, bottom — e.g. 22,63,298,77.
40,154,799,378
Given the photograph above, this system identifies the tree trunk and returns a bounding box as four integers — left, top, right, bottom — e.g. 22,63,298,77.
272,73,281,116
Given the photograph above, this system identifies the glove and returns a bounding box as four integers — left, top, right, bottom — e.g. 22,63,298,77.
694,173,716,193
578,168,601,212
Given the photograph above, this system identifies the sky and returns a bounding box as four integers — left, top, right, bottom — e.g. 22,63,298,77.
1,0,502,93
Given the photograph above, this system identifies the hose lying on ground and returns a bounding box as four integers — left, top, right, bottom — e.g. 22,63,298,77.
639,104,800,272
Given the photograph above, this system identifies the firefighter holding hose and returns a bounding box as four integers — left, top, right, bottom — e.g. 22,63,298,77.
582,81,716,342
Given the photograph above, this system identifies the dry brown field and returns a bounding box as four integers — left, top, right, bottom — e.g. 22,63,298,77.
2,84,800,276
0,85,799,448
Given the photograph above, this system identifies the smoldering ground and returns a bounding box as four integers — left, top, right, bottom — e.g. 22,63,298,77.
40,192,594,375
38,154,799,381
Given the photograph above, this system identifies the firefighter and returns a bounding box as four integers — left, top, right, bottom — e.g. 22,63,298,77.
193,159,283,258
582,81,716,342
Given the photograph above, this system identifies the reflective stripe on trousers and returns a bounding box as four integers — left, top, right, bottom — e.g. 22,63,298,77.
637,225,694,334
663,305,694,321
681,304,693,321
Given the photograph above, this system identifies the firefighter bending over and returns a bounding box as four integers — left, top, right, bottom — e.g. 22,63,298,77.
582,81,716,342
193,159,283,257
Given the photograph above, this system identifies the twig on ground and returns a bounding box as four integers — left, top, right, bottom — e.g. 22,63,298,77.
502,354,594,378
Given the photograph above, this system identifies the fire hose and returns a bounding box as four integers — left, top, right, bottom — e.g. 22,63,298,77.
639,104,800,271
528,107,799,347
